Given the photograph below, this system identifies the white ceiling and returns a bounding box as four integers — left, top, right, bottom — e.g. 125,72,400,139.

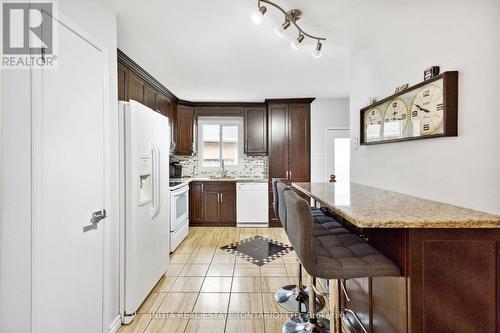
110,0,403,102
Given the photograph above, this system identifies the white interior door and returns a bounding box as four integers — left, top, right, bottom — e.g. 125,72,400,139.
34,18,106,333
325,129,351,183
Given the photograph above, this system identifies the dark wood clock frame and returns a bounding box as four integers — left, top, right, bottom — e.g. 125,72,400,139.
360,71,458,145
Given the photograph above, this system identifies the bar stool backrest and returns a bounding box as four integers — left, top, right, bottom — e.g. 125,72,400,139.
277,182,291,230
284,190,315,271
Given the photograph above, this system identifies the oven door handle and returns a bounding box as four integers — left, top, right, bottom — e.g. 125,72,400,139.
172,185,189,197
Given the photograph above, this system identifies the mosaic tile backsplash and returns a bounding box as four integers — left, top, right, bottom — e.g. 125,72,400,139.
171,155,268,179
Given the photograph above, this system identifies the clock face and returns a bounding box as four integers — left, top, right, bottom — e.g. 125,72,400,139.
364,108,382,141
383,98,409,138
410,84,444,135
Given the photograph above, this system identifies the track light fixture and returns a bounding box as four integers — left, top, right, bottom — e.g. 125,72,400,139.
251,0,326,57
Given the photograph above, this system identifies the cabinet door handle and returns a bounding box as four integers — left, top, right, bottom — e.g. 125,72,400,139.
220,193,223,202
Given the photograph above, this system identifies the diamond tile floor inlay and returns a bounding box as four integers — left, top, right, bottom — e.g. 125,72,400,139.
220,235,293,266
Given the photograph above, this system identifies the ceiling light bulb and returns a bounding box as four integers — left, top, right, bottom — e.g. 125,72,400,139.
290,33,304,50
313,41,323,58
275,19,291,38
251,6,267,26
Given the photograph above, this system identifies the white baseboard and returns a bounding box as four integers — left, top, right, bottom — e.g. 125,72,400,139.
108,315,121,333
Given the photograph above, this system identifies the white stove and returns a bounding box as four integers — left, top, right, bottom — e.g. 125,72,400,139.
169,181,189,252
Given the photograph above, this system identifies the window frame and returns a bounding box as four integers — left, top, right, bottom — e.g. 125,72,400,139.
197,117,244,171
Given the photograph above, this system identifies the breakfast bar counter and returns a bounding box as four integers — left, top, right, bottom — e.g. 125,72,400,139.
292,182,500,228
292,182,500,333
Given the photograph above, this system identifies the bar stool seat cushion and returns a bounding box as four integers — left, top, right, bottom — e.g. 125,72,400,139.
312,233,401,280
310,207,324,217
313,216,349,237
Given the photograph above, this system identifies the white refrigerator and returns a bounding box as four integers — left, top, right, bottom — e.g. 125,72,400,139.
118,100,170,324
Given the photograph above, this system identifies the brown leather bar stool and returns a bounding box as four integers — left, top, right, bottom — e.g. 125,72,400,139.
283,190,401,333
272,181,347,313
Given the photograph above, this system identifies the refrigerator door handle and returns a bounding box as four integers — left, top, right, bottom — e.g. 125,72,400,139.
151,142,161,219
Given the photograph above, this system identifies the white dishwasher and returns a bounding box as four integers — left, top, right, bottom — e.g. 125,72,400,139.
236,182,269,227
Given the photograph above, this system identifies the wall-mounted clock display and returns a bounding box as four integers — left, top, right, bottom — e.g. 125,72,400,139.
383,98,409,139
410,84,444,136
364,107,382,142
360,71,458,145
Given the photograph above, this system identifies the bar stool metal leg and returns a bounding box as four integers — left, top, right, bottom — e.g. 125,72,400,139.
275,260,325,313
329,279,340,333
307,275,330,333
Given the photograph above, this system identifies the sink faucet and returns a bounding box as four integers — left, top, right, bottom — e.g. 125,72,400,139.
221,159,227,177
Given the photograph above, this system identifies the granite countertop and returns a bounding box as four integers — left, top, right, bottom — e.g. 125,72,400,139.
171,177,267,183
292,182,500,229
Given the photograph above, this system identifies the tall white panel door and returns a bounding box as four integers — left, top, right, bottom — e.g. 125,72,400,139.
152,112,170,279
33,17,107,333
325,129,351,182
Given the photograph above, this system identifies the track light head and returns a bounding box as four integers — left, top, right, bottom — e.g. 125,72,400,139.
251,5,267,26
275,19,291,37
313,40,323,58
290,33,304,50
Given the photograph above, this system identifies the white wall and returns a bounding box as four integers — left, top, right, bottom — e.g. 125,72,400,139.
350,0,500,214
311,98,350,182
0,0,120,332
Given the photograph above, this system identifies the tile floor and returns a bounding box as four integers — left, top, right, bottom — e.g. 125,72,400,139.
118,227,330,333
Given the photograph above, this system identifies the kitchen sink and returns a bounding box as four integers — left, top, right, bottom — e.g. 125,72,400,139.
209,176,235,180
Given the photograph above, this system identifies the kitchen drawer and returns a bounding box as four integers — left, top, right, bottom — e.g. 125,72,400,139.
202,181,235,191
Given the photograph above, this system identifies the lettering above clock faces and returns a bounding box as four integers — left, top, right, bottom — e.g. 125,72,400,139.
360,71,458,145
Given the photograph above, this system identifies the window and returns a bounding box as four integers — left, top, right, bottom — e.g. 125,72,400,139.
198,117,243,169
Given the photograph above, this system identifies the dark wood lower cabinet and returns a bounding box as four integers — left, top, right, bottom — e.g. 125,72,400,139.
189,181,236,226
189,182,203,224
202,190,220,222
334,223,500,333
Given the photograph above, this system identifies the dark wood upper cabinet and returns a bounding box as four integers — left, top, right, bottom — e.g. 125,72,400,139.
194,106,243,117
267,99,312,226
155,94,166,115
118,50,179,153
165,102,176,149
268,104,289,180
244,107,267,155
117,63,128,101
145,86,156,111
128,71,145,104
288,104,310,181
176,105,194,155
